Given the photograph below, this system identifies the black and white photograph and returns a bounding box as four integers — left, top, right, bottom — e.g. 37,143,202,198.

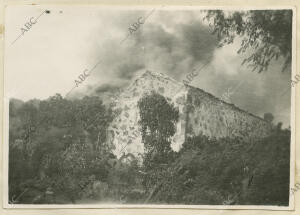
3,5,296,209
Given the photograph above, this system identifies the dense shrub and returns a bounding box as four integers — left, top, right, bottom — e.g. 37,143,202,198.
152,129,290,205
9,94,115,203
138,92,179,194
9,93,290,206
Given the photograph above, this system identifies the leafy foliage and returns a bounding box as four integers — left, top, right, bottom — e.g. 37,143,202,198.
137,92,179,193
152,128,290,205
205,10,292,73
9,93,290,205
9,94,115,203
138,92,179,166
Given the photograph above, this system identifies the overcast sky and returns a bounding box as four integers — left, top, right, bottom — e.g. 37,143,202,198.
5,6,292,127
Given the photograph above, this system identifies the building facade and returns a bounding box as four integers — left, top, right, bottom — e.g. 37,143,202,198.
106,71,271,159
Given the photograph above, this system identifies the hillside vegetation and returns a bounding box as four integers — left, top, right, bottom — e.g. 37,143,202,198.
9,93,290,205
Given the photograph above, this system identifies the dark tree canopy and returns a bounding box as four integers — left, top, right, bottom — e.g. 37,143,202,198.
138,92,179,193
8,95,115,203
138,92,179,155
205,10,292,73
9,92,290,205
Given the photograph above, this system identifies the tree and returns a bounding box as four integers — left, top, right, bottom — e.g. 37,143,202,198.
205,10,292,73
8,94,114,203
153,128,290,205
137,92,179,192
138,92,179,164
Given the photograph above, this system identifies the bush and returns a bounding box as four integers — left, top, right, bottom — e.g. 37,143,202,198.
152,129,290,205
9,93,290,205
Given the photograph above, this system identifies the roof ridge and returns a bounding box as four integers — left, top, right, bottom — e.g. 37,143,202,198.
144,70,180,84
186,84,267,123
